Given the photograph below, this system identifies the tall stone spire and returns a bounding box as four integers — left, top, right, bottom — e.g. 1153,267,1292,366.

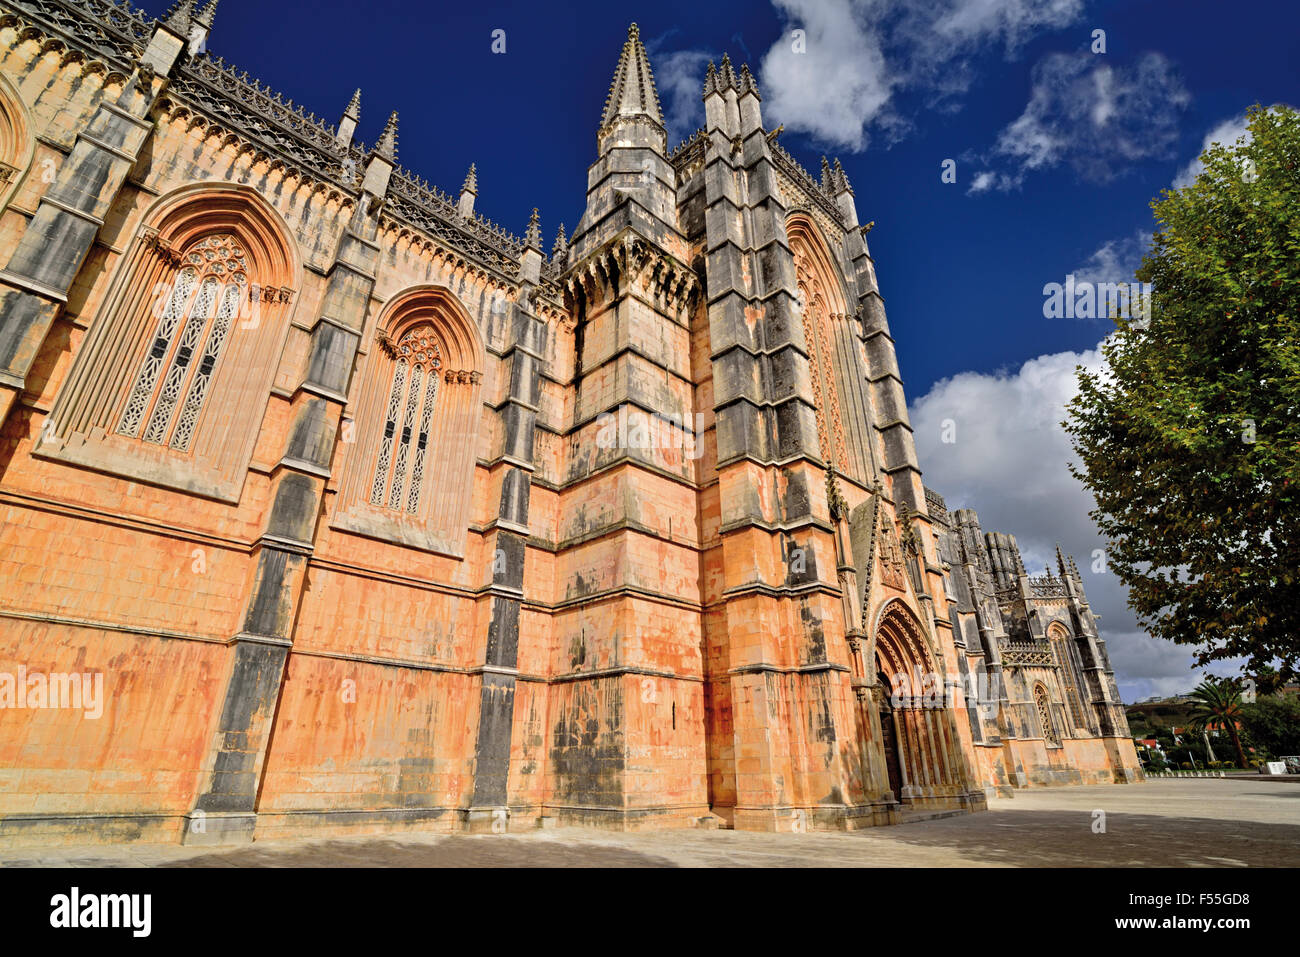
521,208,543,283
736,62,762,135
572,22,679,257
599,23,664,130
738,62,759,98
357,110,399,199
829,157,859,226
595,23,666,157
832,157,853,195
702,59,719,97
344,87,361,121
706,53,741,138
719,53,737,91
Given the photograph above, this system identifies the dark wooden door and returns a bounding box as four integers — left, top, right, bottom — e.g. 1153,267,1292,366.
879,707,904,797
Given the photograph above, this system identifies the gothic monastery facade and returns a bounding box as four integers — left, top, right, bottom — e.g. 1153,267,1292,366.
0,0,1140,845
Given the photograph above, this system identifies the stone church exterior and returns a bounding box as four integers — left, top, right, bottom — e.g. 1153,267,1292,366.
0,1,1140,846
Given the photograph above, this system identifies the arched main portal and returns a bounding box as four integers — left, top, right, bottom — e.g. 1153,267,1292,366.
873,600,966,803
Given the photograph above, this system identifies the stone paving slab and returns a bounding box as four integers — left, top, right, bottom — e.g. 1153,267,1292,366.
1,778,1296,868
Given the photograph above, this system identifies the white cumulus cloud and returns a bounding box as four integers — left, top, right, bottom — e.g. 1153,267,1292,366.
651,0,1086,153
760,0,895,151
971,51,1191,190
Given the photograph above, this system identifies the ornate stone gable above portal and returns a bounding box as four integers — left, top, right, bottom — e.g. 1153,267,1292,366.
879,511,908,592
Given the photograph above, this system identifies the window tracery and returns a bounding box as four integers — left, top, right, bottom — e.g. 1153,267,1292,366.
116,234,248,452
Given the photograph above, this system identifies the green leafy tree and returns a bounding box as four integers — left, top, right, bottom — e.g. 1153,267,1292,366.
1066,104,1300,683
1186,678,1249,768
1238,694,1300,759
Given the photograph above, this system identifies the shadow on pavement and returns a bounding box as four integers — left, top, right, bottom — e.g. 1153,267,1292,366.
159,836,680,868
878,810,1300,867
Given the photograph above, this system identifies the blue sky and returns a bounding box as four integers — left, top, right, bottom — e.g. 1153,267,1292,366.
148,0,1300,700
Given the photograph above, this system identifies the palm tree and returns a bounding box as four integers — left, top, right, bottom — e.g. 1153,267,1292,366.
1187,678,1248,769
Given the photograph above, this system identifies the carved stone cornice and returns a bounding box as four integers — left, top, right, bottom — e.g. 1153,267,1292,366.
248,283,294,304
560,233,699,318
141,227,182,267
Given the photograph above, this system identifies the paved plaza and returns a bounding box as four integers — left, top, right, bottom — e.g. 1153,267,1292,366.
1,777,1296,868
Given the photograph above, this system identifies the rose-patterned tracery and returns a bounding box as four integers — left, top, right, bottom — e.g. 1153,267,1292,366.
370,324,443,513
116,234,248,451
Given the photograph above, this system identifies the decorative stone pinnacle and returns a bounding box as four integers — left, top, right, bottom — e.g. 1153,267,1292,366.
739,63,760,99
163,0,196,31
461,162,477,195
524,208,542,250
820,155,833,191
374,110,398,161
599,21,664,129
703,60,718,98
832,157,854,195
195,0,219,27
552,222,568,259
719,53,737,91
344,87,361,121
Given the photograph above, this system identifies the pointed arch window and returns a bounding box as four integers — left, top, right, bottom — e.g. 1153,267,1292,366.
40,187,297,503
1034,683,1059,746
332,288,483,558
787,216,877,487
369,325,442,514
115,234,248,452
1048,622,1092,735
